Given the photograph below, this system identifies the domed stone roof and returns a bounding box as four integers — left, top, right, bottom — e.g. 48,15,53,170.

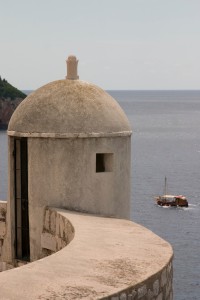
8,57,131,138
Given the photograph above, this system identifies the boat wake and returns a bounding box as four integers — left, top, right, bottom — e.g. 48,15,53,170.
156,204,191,210
157,204,173,209
160,205,171,209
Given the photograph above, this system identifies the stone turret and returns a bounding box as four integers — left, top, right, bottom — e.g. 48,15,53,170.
5,55,132,261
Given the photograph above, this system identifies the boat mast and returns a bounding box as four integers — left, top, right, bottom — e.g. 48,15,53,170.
164,176,167,195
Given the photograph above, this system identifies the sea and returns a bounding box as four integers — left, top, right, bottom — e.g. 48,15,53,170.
0,90,200,300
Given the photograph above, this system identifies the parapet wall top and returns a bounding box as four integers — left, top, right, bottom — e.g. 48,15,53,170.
66,55,79,80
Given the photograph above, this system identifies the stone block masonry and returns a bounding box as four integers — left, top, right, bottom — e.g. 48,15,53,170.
0,201,7,271
0,201,6,237
108,261,173,300
41,207,75,255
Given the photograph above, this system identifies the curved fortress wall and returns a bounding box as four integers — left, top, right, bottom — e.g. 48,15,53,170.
0,206,173,300
0,56,173,299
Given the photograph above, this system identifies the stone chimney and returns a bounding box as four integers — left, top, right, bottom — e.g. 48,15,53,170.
66,55,79,80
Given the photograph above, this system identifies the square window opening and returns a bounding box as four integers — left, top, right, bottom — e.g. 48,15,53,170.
96,153,113,173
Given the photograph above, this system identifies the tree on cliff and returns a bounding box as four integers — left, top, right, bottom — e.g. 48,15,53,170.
0,76,26,100
0,76,26,128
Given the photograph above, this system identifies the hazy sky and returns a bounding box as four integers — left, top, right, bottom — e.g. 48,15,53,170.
1,0,200,90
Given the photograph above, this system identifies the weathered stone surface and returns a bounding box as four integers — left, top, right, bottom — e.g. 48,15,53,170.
165,280,172,298
41,232,56,252
167,262,172,276
61,239,67,249
120,293,127,300
156,293,163,300
161,269,167,287
56,236,62,251
50,211,56,233
131,290,137,299
0,262,4,272
65,220,74,242
0,240,2,256
0,201,7,217
153,279,160,296
169,291,173,300
0,262,7,272
8,80,131,136
6,263,14,270
42,209,74,253
138,285,147,299
148,288,154,300
0,222,6,237
44,209,50,231
59,215,65,238
56,214,60,236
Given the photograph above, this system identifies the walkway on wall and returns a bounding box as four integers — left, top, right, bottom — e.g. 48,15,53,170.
0,209,173,299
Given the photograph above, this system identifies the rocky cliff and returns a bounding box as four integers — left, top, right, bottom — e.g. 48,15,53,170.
0,77,26,129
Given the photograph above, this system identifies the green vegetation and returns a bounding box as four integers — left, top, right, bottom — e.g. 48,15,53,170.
0,76,26,100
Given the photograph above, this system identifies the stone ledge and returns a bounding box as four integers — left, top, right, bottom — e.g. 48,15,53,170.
0,209,173,300
7,130,132,138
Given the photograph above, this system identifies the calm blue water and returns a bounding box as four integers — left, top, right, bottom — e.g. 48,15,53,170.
1,90,200,299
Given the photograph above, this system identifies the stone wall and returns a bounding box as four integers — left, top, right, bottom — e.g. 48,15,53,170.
0,201,7,271
41,207,75,256
0,208,173,299
108,261,173,300
0,205,75,270
41,208,173,300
